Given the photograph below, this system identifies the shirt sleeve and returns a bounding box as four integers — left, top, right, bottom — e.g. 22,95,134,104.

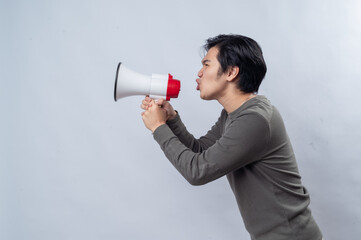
153,112,270,186
165,111,225,152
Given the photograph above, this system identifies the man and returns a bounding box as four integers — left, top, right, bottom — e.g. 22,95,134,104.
141,34,323,239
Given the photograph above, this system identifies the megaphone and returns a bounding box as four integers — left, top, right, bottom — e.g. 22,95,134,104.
114,62,181,101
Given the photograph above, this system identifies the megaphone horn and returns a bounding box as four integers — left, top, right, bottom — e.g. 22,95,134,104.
114,62,181,101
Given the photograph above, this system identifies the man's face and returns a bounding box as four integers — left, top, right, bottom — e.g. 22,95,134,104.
196,47,228,100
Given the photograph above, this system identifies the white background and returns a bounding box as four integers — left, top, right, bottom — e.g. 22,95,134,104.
1,0,361,239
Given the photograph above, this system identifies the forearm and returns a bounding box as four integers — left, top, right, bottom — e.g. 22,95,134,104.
153,113,270,186
166,112,208,152
153,124,222,185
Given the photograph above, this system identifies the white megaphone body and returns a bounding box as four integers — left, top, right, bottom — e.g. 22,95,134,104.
114,62,181,101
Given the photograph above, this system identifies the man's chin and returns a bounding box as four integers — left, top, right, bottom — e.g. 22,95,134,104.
200,93,212,101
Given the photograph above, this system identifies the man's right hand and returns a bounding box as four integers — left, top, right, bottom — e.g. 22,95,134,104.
141,96,177,121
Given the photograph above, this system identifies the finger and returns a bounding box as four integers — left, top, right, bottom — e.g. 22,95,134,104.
142,110,150,117
156,98,164,106
142,99,150,105
141,98,152,108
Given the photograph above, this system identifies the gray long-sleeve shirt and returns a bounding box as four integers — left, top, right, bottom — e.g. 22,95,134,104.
153,95,322,239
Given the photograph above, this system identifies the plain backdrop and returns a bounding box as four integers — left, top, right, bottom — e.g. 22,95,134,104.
1,0,361,239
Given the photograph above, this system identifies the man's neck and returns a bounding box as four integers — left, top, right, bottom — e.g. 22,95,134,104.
218,90,256,114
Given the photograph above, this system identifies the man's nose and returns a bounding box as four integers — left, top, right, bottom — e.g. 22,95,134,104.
198,68,203,78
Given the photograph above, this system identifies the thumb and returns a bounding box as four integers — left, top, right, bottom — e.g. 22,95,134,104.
156,98,165,106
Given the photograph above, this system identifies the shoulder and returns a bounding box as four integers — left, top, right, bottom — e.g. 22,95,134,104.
234,95,274,123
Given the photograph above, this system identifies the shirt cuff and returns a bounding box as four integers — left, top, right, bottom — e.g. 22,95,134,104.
166,110,180,125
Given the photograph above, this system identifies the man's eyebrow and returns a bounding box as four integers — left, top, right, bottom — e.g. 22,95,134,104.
202,59,211,65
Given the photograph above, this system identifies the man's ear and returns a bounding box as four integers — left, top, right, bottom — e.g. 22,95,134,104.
226,66,239,82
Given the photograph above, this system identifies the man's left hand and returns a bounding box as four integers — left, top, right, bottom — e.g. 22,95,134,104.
141,99,167,133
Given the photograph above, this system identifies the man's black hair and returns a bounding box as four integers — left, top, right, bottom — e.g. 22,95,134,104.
203,34,267,93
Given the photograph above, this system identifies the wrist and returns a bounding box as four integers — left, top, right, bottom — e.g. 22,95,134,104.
168,110,177,121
